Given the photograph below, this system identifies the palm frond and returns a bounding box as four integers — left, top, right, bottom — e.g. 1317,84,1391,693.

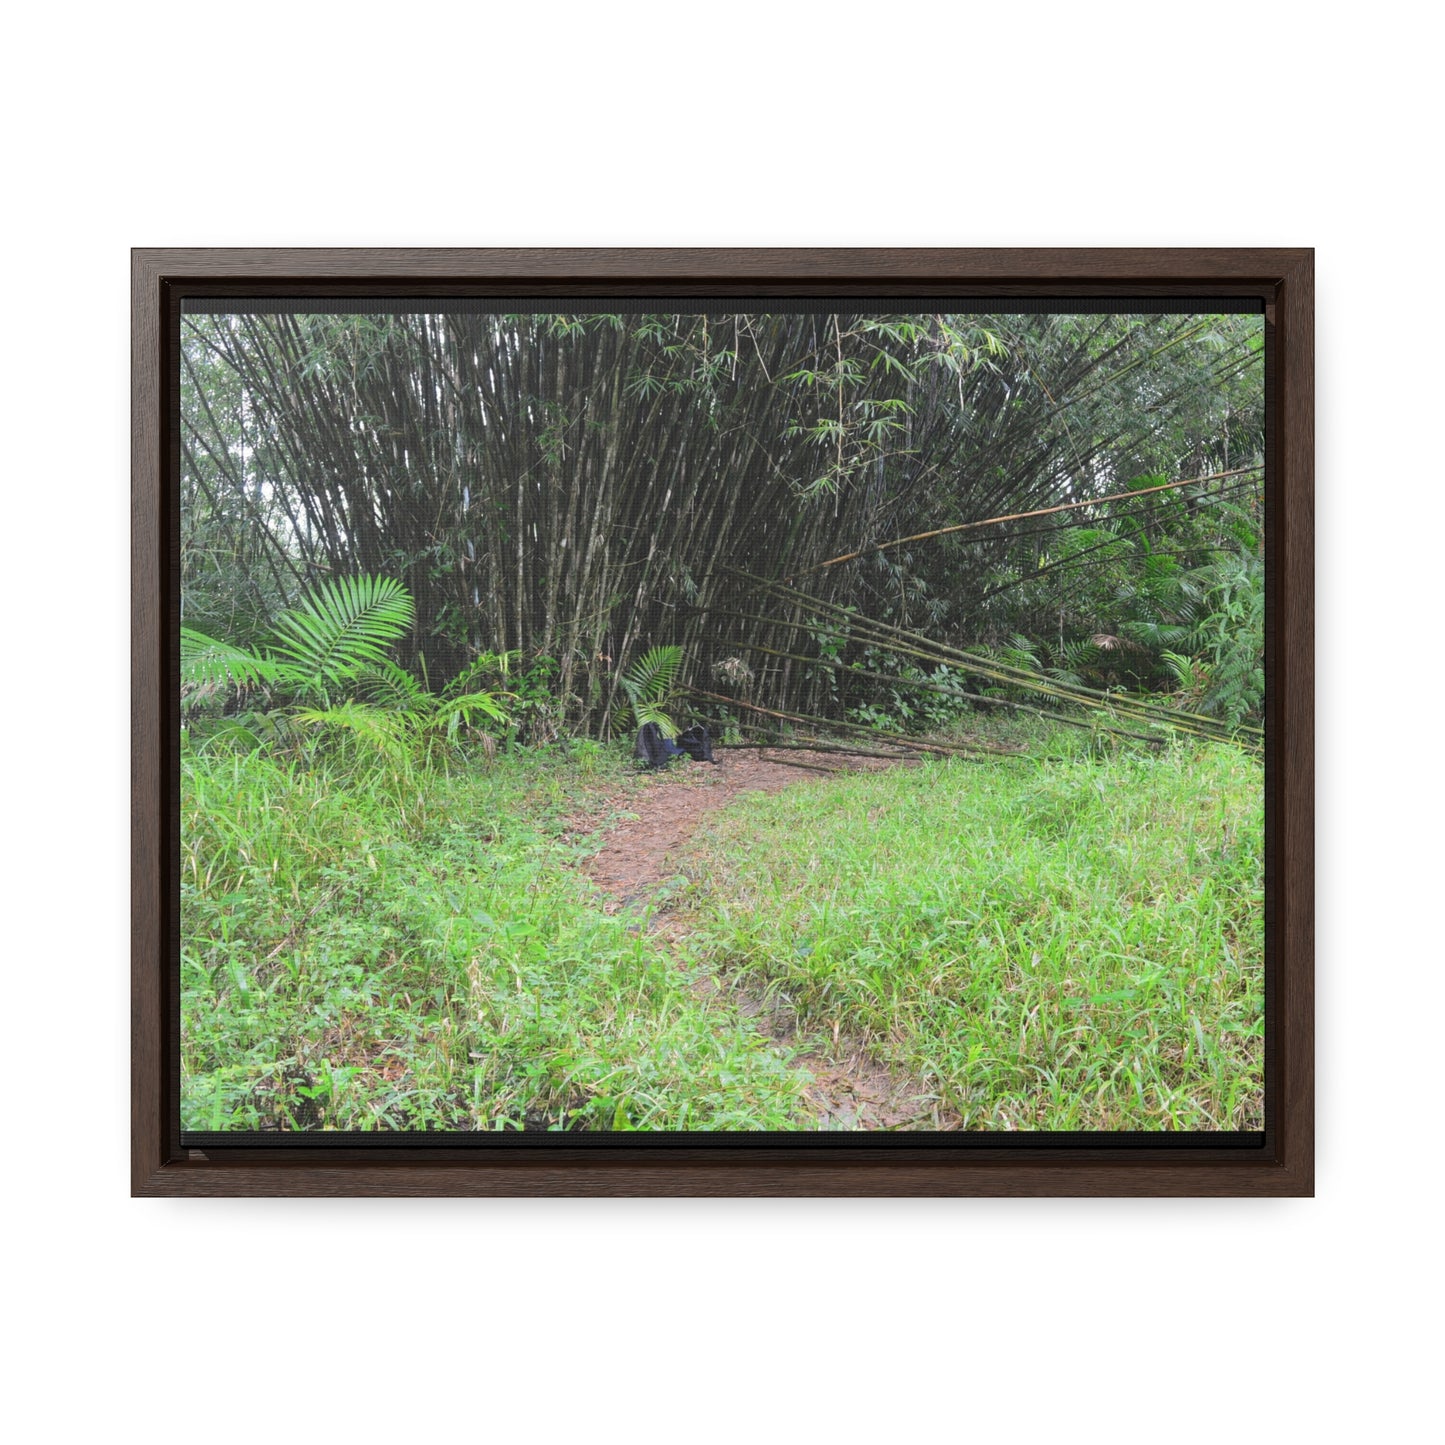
442,651,518,701
291,702,414,764
270,575,415,690
621,645,683,736
189,718,266,755
622,645,683,710
630,701,678,736
356,659,429,712
180,627,278,691
434,692,511,742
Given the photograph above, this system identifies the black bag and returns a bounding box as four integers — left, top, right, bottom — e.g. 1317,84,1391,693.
676,724,717,764
634,721,685,769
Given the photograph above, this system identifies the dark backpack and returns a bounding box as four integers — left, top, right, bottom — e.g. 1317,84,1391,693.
634,721,685,769
676,724,717,764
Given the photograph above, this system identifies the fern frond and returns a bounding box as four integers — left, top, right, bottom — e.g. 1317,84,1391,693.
1160,651,1203,692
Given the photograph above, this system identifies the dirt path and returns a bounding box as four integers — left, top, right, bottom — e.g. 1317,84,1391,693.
576,748,883,906
571,748,957,1130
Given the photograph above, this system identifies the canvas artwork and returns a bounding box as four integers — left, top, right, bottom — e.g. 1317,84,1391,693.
178,301,1265,1139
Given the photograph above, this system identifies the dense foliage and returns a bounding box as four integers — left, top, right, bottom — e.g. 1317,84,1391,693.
181,309,1264,737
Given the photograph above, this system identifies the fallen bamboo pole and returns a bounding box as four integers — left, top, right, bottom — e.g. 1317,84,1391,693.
683,686,1017,758
718,740,926,762
753,756,843,774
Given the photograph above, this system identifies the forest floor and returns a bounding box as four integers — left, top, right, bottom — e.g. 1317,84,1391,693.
568,748,953,1128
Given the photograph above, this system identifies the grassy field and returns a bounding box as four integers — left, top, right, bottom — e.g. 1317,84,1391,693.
681,734,1263,1130
181,726,1263,1132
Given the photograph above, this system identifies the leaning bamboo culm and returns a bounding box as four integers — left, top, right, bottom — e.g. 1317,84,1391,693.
718,637,1168,747
682,687,1018,758
707,590,1234,746
752,567,1264,738
709,581,1242,748
718,738,928,762
721,565,1258,749
785,465,1263,580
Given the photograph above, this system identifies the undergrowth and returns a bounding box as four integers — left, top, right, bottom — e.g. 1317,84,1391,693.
183,726,1263,1133
181,744,803,1131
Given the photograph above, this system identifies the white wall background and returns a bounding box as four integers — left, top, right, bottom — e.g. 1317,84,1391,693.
3,3,1437,1439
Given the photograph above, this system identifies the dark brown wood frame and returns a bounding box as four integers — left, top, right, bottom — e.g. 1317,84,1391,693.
133,248,1313,1196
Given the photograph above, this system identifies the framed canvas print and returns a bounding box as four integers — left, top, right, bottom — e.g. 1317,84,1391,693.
132,248,1313,1195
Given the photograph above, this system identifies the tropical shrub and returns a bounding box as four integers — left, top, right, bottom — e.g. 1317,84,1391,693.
180,574,508,765
620,645,683,736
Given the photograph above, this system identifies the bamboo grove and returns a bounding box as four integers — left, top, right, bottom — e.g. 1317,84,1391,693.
180,308,1265,742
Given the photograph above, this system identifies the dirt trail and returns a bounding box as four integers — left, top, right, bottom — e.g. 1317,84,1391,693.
571,748,957,1130
576,749,885,906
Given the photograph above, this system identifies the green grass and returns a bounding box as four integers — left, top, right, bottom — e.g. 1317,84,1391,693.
678,733,1263,1130
182,725,1263,1133
181,744,805,1131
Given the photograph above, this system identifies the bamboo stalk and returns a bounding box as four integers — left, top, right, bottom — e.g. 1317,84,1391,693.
786,465,1263,579
718,740,925,761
